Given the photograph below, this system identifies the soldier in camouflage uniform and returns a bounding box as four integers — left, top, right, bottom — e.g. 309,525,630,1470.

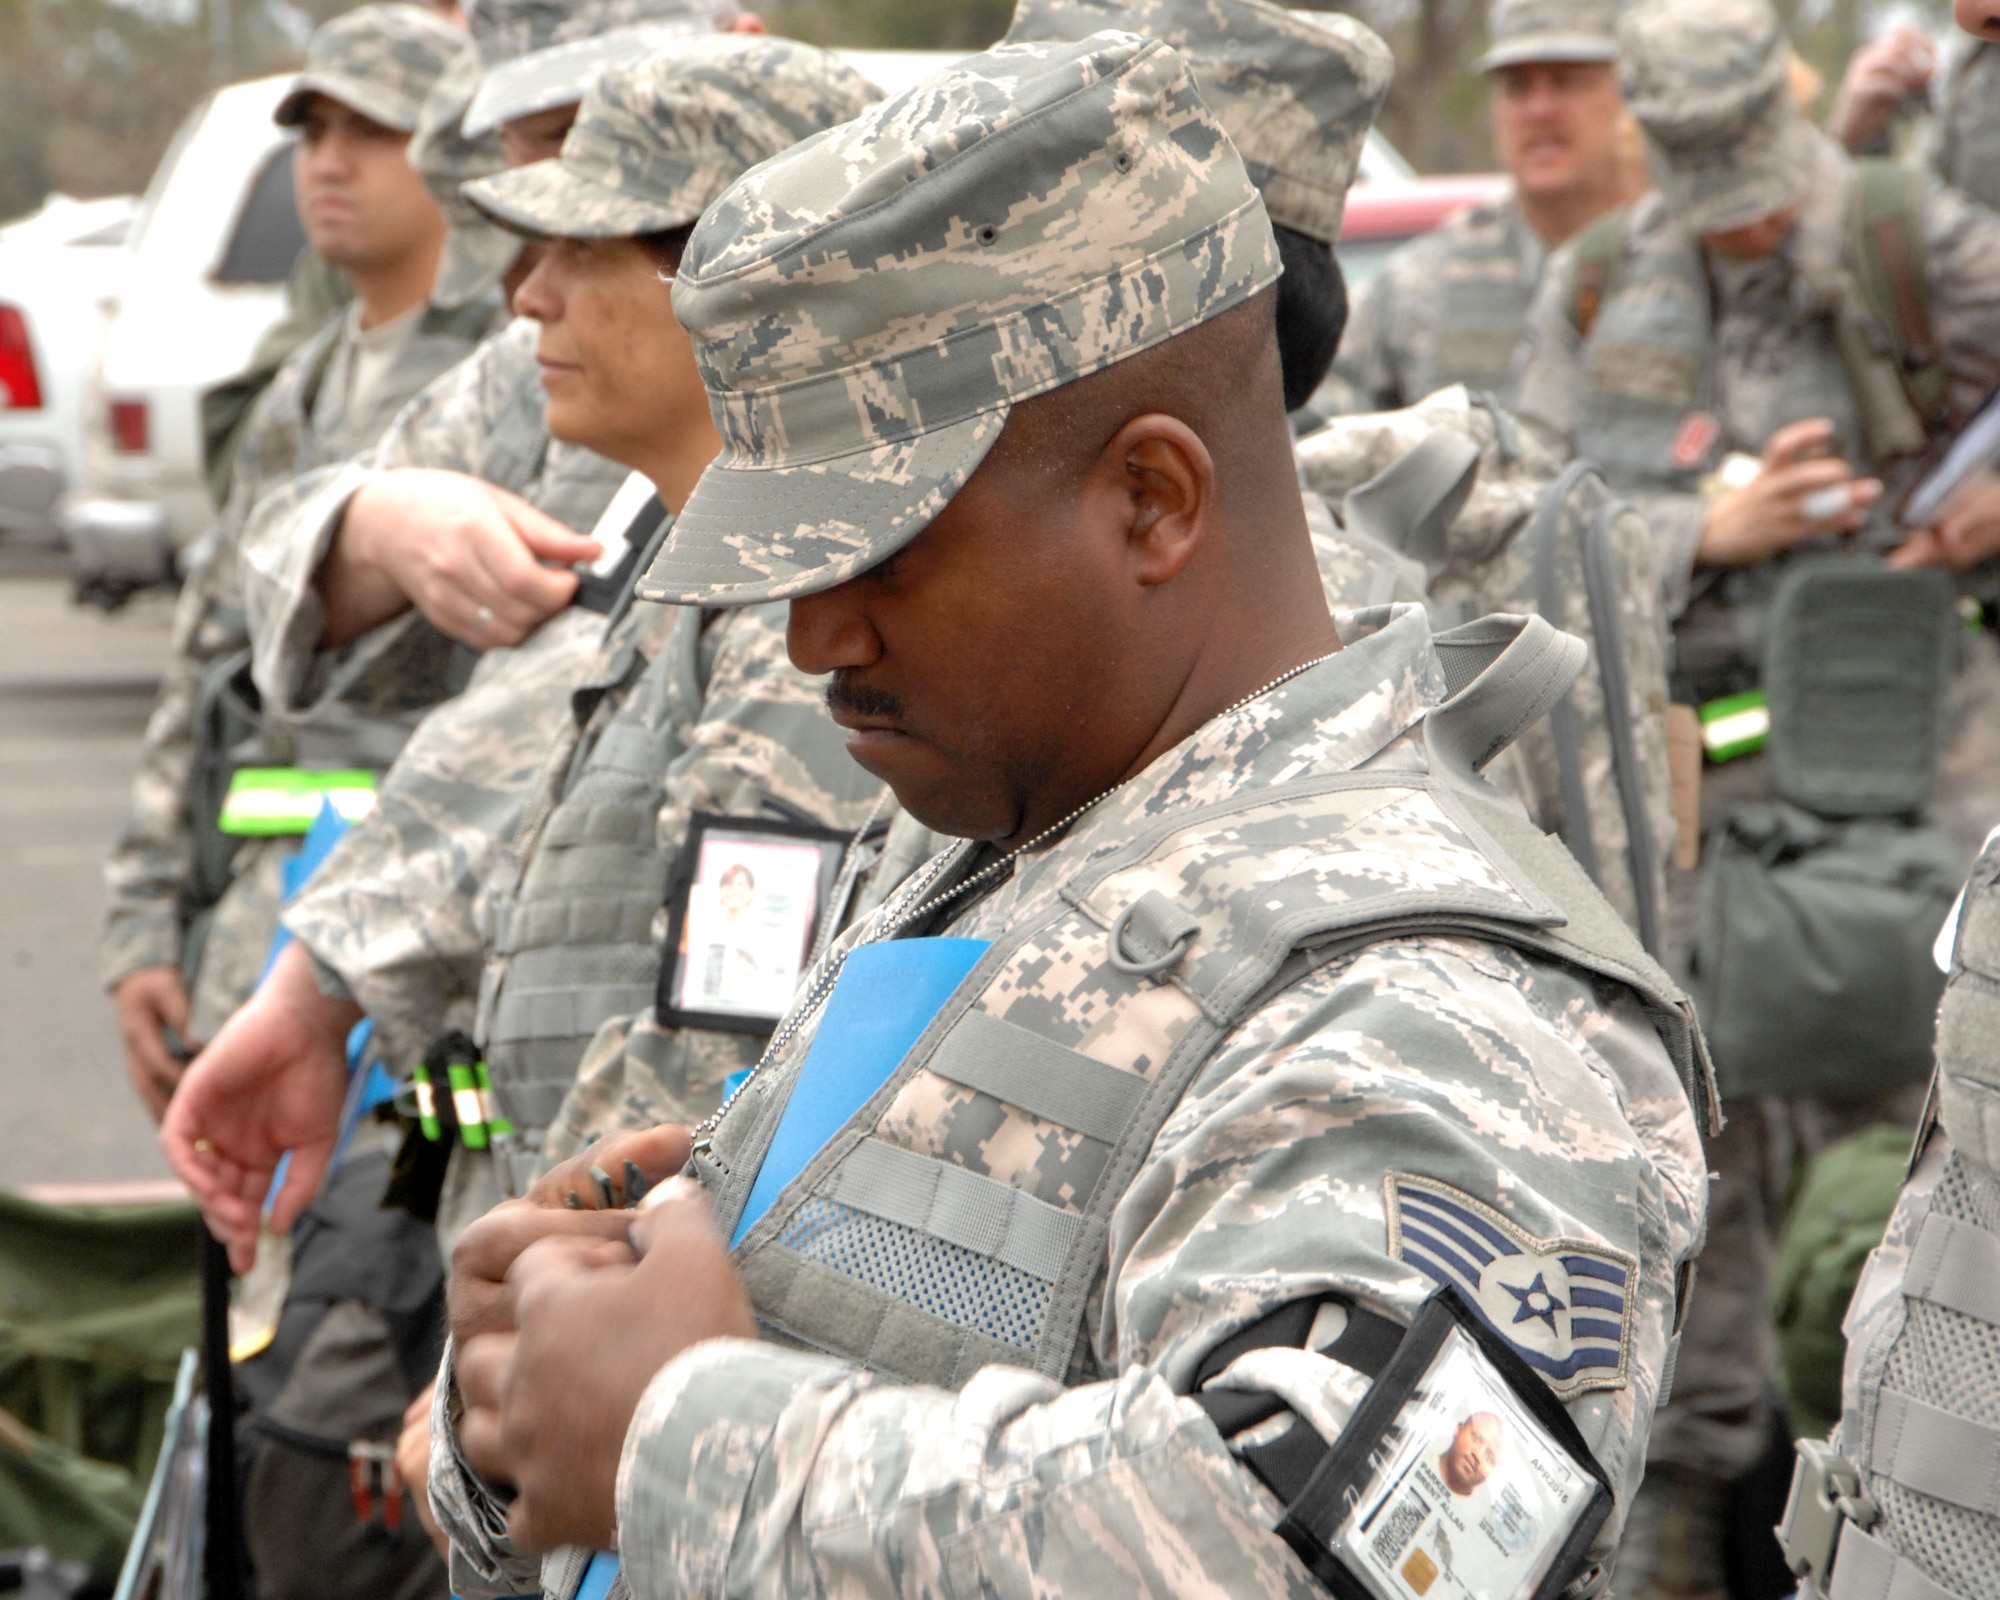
1514,0,2000,1590
102,4,491,1119
1830,29,2000,215
1323,0,1645,416
419,35,1711,1599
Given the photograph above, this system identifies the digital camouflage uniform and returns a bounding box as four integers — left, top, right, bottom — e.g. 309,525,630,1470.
1512,1,2000,1589
255,41,884,1220
1930,41,2000,212
1322,0,1622,416
423,35,1711,1599
100,4,496,1038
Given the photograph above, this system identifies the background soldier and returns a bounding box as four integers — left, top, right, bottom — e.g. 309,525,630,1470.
369,33,1709,1598
1829,26,2000,215
1324,0,1646,415
102,3,489,1118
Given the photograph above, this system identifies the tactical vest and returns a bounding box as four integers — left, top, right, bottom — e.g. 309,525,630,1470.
1564,161,1947,696
695,614,1716,1393
1423,197,1544,403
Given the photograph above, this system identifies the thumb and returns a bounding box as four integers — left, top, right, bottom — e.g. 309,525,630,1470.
1763,417,1833,470
496,492,603,567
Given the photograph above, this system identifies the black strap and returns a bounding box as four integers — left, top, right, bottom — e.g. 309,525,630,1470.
1191,1297,1405,1505
574,494,669,617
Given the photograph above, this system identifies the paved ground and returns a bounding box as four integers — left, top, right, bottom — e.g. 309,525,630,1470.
0,562,178,1186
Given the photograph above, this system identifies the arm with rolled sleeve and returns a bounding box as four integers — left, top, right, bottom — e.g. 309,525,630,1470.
597,935,1706,1600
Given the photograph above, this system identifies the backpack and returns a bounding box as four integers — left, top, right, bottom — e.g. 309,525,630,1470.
1296,387,1674,954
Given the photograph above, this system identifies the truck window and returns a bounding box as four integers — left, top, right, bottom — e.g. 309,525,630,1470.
213,145,305,285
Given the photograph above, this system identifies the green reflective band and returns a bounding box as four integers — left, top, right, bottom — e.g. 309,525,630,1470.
1699,690,1770,763
218,767,378,836
410,1067,442,1142
447,1062,488,1150
475,1062,515,1138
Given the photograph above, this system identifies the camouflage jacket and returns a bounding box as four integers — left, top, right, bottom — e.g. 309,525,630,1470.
1932,41,2000,213
1513,134,2000,634
1323,191,1544,417
433,604,1708,1600
100,292,504,993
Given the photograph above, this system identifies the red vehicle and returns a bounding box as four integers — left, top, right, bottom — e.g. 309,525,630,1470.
1337,172,1513,291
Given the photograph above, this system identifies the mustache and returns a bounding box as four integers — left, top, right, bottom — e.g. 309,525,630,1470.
825,671,903,721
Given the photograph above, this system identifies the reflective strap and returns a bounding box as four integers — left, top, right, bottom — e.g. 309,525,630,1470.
1905,1212,2000,1325
1698,691,1770,763
927,1011,1147,1145
1830,1517,1976,1600
827,1137,1080,1282
1870,1388,2000,1515
217,767,377,836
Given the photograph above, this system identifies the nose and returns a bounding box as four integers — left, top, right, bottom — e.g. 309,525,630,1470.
787,581,881,677
511,249,561,324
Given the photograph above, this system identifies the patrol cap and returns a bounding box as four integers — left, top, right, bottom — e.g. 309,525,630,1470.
463,0,728,137
638,33,1281,608
1474,0,1622,74
1621,0,1818,232
412,45,523,310
275,3,465,133
1001,0,1392,245
465,36,880,241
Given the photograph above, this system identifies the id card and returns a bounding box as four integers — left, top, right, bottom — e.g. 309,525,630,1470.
1280,1292,1611,1600
655,813,852,1034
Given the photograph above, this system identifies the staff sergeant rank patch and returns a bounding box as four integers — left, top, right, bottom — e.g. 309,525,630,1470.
1384,1172,1637,1399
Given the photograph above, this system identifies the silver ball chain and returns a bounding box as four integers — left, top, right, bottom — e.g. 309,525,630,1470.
689,645,1341,1154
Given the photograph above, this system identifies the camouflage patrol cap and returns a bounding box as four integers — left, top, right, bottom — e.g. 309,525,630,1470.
412,45,523,310
1000,0,1392,245
274,3,464,133
462,0,728,137
465,36,879,240
1474,0,1621,74
637,33,1281,608
1621,0,1818,232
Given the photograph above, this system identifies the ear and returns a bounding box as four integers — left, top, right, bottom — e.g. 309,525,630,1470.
1102,414,1214,588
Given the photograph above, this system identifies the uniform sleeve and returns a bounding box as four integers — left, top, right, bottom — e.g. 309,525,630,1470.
609,936,1707,1600
1921,177,2000,429
1511,249,1709,618
240,323,535,713
279,607,607,1067
1323,243,1421,418
101,446,268,986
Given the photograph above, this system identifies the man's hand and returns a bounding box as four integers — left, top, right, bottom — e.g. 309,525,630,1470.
319,469,601,649
112,965,197,1123
455,1178,755,1553
523,1125,693,1212
1699,418,1881,567
397,1383,449,1558
160,941,360,1271
1890,471,2000,572
1829,27,1935,152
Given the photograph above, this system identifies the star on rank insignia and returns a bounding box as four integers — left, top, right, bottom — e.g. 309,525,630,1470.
1384,1172,1637,1398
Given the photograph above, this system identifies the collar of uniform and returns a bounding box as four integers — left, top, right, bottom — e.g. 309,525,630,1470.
1067,600,1444,856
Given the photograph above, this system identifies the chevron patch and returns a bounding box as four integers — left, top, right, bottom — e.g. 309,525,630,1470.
1384,1172,1637,1399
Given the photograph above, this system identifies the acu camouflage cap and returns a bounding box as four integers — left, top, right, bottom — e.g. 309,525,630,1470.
1474,0,1622,74
1621,0,1818,232
465,35,879,240
275,3,464,133
463,0,729,137
411,44,523,310
637,32,1281,609
1000,0,1392,245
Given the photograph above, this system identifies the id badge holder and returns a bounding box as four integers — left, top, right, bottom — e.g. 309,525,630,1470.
655,812,853,1035
1277,1291,1613,1600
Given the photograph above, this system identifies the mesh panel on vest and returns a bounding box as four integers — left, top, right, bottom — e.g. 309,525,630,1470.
504,941,659,996
776,1197,1049,1350
1871,1152,2000,1599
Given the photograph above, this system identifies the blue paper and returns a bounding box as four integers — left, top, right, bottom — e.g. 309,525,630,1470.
730,937,989,1247
575,1553,620,1600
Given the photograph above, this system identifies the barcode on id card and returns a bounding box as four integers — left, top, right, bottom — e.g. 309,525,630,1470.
1371,1493,1429,1568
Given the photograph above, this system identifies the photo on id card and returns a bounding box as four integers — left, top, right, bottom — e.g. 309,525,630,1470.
1306,1294,1609,1600
656,813,851,1034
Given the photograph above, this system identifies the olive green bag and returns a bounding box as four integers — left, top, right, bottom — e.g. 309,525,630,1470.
1692,563,1961,1099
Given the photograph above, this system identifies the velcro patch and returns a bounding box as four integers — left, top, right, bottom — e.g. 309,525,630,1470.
1384,1172,1636,1399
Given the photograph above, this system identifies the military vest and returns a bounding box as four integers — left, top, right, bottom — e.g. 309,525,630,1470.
694,613,1716,1393
1424,197,1544,403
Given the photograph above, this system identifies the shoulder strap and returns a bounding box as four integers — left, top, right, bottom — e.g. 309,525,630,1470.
1340,429,1481,584
1848,160,1949,430
1566,207,1633,340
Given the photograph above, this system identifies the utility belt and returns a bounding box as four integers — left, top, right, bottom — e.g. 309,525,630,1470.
1687,561,1962,1100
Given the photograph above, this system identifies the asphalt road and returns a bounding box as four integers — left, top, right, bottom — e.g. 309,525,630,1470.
0,562,177,1188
